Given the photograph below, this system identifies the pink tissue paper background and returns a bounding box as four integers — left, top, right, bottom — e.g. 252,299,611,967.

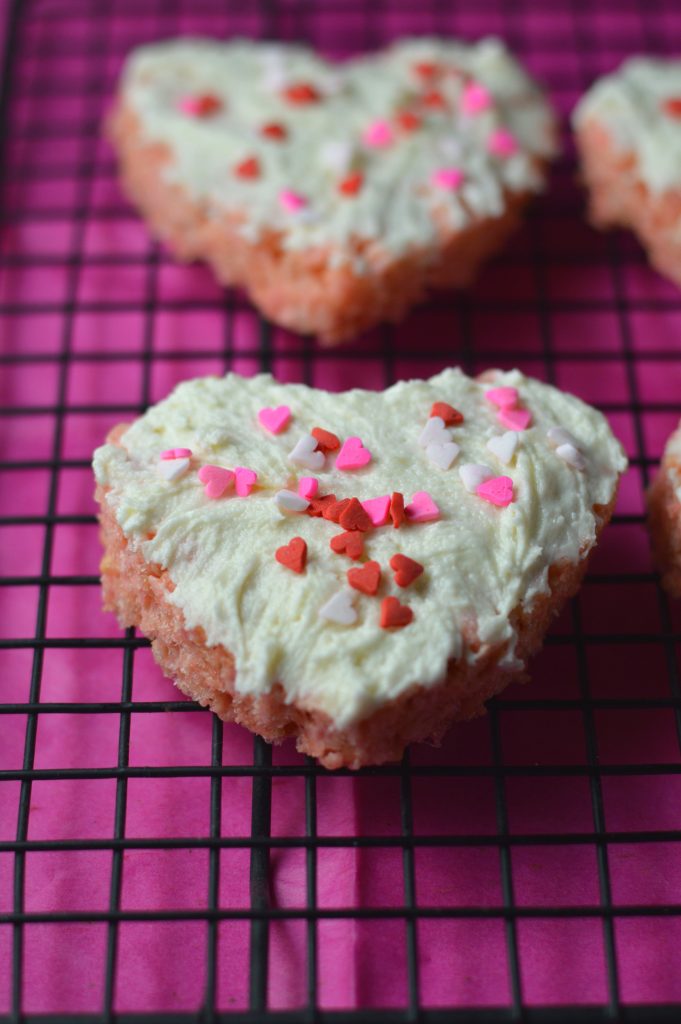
2,0,681,1017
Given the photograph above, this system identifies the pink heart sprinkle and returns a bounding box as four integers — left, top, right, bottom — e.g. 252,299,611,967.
161,447,192,460
362,119,393,148
498,407,532,431
488,128,519,158
460,81,492,115
485,386,518,409
258,405,291,434
405,491,440,523
279,189,307,213
177,96,203,116
361,495,391,527
335,436,372,471
431,167,464,190
197,465,235,500
298,476,319,500
235,467,257,497
476,475,514,507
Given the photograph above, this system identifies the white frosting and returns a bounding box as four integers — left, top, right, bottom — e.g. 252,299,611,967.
93,369,625,728
121,37,557,269
573,57,681,194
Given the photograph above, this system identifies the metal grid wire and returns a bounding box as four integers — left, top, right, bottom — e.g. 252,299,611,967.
2,0,681,1020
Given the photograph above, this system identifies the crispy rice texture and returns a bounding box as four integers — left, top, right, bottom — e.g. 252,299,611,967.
575,119,681,288
648,453,681,597
96,425,616,768
108,103,539,344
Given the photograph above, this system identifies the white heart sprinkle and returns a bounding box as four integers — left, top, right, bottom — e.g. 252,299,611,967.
418,416,449,448
157,457,190,482
319,588,357,626
486,431,519,466
426,441,460,470
275,489,310,514
556,443,586,471
547,426,580,450
288,435,325,471
459,463,493,493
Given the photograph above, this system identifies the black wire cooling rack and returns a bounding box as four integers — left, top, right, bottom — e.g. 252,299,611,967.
3,0,681,1021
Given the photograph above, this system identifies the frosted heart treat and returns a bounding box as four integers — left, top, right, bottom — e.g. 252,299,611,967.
109,37,557,343
93,369,626,768
573,58,681,288
648,420,681,595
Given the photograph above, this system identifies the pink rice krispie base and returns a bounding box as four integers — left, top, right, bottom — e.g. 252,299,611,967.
108,104,535,344
96,464,616,769
648,453,681,597
575,119,681,288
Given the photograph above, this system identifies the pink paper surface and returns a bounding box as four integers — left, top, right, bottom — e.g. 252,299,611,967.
2,0,681,1018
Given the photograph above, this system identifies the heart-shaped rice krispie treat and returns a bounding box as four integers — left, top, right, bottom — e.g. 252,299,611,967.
648,419,681,595
93,368,625,768
574,57,681,288
109,37,557,343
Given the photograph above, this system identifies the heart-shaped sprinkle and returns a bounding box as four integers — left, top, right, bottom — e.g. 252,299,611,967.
423,89,446,109
390,492,405,528
275,489,309,514
556,443,586,471
430,402,463,426
485,386,518,409
460,81,492,115
258,405,291,434
405,491,440,523
418,416,449,448
235,467,257,497
319,588,357,626
158,457,190,482
198,464,235,499
389,553,424,588
338,172,364,196
498,407,532,432
396,110,421,132
347,560,381,596
488,128,519,157
486,431,519,465
431,167,464,190
261,121,287,140
178,93,222,117
339,497,373,532
459,463,493,493
380,596,414,629
336,436,372,471
306,493,337,517
363,119,393,148
323,497,351,523
413,61,439,80
282,82,321,104
330,531,364,560
298,476,319,500
279,189,308,213
235,157,260,179
426,441,460,470
476,475,514,507
289,434,325,471
161,447,192,460
547,426,580,449
662,97,681,118
275,536,307,573
361,495,391,527
311,426,340,453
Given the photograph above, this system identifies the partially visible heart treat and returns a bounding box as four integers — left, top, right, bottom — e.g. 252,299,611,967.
93,369,626,768
648,420,681,596
109,38,557,343
574,58,681,288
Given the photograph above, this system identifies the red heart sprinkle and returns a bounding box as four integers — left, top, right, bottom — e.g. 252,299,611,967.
347,560,381,596
306,493,337,518
413,61,438,79
275,537,307,574
380,596,414,629
235,157,260,179
423,90,446,109
261,122,288,140
283,82,321,104
663,97,681,118
312,427,340,453
194,94,222,116
396,110,422,132
338,172,364,196
330,531,364,560
339,497,373,532
390,492,405,529
389,554,424,588
430,401,464,426
323,498,351,523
